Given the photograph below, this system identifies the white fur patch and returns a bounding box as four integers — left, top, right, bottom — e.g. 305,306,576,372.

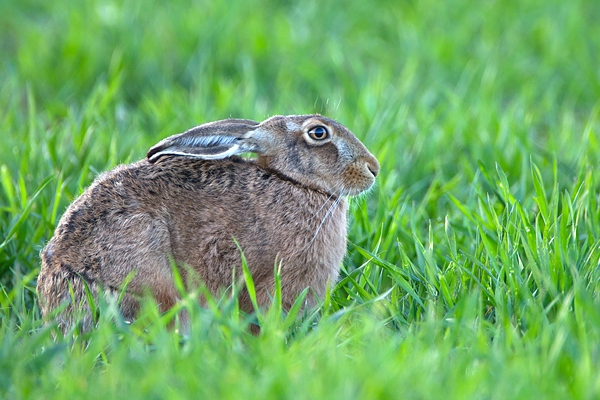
286,121,301,131
248,128,267,140
148,144,241,162
333,136,354,161
180,135,237,148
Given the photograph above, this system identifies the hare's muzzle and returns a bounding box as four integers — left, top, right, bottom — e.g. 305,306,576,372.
343,154,380,196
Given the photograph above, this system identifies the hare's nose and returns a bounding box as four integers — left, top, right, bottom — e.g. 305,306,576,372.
366,156,380,178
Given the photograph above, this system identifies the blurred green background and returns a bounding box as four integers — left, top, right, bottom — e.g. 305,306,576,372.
1,0,600,398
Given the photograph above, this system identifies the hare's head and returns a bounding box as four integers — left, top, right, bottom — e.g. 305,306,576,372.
147,115,379,196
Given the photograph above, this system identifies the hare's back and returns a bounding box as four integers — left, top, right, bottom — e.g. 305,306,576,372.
43,161,167,264
50,156,274,247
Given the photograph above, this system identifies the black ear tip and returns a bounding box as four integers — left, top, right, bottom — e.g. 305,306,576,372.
146,145,164,163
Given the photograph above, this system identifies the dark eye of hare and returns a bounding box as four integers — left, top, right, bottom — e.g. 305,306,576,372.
308,126,329,140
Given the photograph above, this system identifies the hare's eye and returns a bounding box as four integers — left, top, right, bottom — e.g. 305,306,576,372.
308,126,329,140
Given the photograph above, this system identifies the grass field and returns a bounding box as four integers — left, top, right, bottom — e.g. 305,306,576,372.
1,0,600,398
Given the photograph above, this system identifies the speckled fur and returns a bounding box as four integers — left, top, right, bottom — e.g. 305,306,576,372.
37,115,379,334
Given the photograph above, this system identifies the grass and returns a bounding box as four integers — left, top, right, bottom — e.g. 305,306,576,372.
1,0,600,398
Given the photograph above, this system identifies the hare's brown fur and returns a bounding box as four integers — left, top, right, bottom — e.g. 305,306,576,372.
38,115,378,333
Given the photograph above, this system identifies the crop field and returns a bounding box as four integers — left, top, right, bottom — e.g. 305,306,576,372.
1,0,600,398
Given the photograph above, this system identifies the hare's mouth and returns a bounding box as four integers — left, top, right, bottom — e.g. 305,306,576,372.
344,184,375,197
342,180,376,197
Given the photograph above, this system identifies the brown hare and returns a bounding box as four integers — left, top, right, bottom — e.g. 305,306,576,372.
37,115,380,333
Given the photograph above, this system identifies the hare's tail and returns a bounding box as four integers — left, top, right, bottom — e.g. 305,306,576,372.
37,268,95,334
37,267,139,335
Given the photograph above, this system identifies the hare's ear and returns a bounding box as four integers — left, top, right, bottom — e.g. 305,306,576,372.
147,119,262,163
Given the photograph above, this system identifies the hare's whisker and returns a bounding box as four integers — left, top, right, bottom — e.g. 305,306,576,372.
307,188,346,248
308,192,337,221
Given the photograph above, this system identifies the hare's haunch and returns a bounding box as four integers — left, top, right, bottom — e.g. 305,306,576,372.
37,115,380,333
